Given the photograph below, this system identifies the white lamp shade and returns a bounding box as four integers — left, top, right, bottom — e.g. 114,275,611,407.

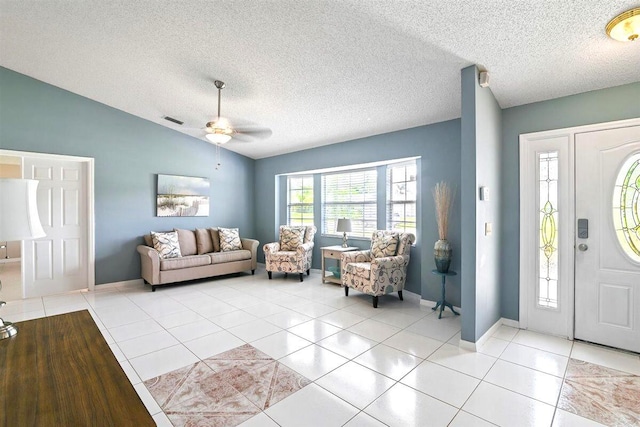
0,178,46,241
206,133,232,144
336,218,352,233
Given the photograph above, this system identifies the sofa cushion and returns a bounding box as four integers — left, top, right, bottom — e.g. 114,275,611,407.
160,254,211,271
195,228,214,254
219,227,242,252
209,228,221,252
174,228,197,256
371,232,399,258
210,249,252,264
279,226,305,251
151,231,182,259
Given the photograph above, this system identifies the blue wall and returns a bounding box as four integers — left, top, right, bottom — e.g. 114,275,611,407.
255,121,462,303
0,67,256,285
460,65,503,342
500,82,640,321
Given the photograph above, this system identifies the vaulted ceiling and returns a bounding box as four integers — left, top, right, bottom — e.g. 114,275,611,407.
1,1,638,159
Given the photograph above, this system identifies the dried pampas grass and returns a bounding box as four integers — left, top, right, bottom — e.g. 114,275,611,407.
432,181,455,240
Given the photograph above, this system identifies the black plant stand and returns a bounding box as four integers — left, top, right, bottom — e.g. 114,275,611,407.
431,269,459,319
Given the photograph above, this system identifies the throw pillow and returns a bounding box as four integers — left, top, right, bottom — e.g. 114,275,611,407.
174,228,197,256
209,227,221,252
303,226,316,243
218,227,242,252
195,228,214,254
371,233,399,258
280,226,305,251
151,231,182,259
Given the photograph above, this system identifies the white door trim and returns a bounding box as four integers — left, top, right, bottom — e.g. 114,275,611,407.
0,149,95,292
519,117,640,338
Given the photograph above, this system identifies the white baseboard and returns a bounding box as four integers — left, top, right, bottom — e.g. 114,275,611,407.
501,318,520,328
403,289,420,298
460,317,521,351
0,258,20,264
93,279,144,290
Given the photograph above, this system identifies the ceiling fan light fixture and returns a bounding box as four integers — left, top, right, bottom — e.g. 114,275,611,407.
606,8,640,41
205,133,232,144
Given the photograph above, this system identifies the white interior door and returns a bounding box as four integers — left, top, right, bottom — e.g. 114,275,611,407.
22,157,89,297
575,125,640,353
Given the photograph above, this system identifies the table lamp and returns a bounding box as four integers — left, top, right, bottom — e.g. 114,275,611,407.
336,218,352,248
0,178,46,340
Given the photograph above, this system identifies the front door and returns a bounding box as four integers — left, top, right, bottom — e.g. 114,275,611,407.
575,125,640,353
22,157,89,297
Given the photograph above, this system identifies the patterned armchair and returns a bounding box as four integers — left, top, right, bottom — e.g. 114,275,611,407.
263,225,317,282
341,231,415,308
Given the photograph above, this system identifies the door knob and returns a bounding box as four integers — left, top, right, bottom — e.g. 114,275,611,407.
578,243,588,251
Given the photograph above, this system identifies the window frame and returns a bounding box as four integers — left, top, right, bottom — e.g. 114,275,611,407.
386,160,418,237
321,168,378,238
286,175,314,227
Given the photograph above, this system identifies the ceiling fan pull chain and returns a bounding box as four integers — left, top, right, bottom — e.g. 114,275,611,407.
215,143,221,170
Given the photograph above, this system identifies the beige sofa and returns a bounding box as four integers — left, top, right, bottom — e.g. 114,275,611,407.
137,227,259,292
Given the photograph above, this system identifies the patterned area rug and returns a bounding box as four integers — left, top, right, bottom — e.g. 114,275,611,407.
558,359,640,427
144,344,311,426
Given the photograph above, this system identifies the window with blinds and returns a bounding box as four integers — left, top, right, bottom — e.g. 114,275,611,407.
287,175,314,226
322,169,377,238
387,161,417,237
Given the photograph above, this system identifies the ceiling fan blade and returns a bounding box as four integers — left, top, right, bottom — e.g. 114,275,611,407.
233,126,273,141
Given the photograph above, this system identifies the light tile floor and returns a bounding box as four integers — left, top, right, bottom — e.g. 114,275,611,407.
3,267,640,427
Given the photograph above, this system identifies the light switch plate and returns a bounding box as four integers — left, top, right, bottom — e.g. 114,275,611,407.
480,186,490,201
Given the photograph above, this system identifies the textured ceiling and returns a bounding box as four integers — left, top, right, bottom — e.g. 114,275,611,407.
1,1,638,159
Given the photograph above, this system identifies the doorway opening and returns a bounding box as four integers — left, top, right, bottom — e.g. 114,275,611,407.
0,150,94,300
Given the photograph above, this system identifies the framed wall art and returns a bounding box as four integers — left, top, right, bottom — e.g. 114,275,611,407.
157,174,209,217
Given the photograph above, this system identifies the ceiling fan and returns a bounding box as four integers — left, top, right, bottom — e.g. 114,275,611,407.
204,80,272,145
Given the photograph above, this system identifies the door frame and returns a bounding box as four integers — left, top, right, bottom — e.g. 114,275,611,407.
0,149,95,294
519,117,640,338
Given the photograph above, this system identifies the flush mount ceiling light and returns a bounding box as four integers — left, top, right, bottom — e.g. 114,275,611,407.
606,7,640,42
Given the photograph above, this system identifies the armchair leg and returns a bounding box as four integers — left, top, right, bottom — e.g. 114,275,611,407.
372,296,378,308
268,271,272,280
299,273,303,282
398,291,403,301
252,269,255,275
284,273,288,278
151,285,156,292
307,269,310,276
344,286,349,296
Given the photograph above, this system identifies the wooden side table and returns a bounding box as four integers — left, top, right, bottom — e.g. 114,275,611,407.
321,245,359,284
431,269,460,319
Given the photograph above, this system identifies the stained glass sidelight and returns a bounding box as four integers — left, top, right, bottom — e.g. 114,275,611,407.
613,153,640,263
538,152,559,309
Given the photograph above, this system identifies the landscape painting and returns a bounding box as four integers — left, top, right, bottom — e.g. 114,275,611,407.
157,174,209,217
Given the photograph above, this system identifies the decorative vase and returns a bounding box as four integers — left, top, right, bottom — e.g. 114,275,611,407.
434,239,452,273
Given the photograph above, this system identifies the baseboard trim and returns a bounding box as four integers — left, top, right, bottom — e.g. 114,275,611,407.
460,317,520,351
93,279,144,290
404,289,420,298
501,317,520,328
0,258,20,264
